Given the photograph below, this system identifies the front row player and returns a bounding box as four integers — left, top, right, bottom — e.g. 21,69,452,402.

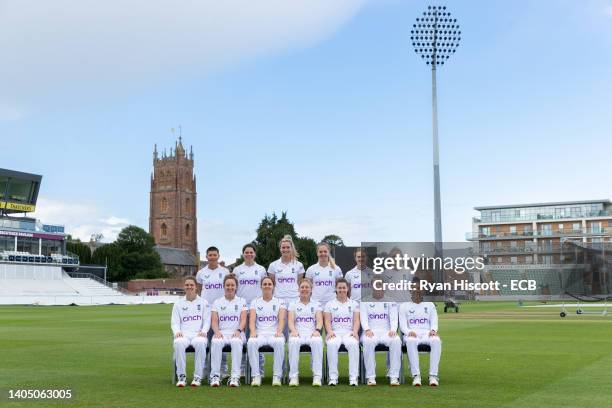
360,282,402,386
399,280,442,387
248,276,286,387
287,278,324,387
171,277,211,387
210,274,248,387
324,278,360,386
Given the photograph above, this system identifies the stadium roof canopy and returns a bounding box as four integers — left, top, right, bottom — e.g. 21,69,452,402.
0,168,42,214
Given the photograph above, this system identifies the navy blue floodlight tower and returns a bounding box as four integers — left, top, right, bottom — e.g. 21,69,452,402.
411,5,461,282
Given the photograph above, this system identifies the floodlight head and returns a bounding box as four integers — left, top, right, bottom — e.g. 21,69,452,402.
411,5,461,67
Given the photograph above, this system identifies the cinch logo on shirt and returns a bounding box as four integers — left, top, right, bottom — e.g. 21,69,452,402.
220,315,239,322
277,277,295,284
257,315,278,322
368,313,388,320
296,316,315,323
239,279,259,285
409,318,429,325
182,315,202,322
315,280,333,286
332,316,352,323
204,283,223,289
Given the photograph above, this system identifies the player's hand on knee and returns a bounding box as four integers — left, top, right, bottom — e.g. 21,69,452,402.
388,330,397,338
429,330,438,337
290,330,299,337
326,330,336,340
197,331,206,337
213,332,223,339
275,330,283,338
408,331,417,338
365,329,374,338
175,331,184,338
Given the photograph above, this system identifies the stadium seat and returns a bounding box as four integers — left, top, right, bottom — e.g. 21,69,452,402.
359,343,405,385
172,342,248,384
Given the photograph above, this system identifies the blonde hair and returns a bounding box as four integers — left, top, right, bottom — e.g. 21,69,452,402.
317,242,337,270
299,277,314,289
279,235,299,261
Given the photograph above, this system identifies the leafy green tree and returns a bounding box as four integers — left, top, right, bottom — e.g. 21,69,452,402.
92,243,125,281
252,212,298,267
322,234,345,248
295,236,317,269
115,225,157,254
66,241,92,264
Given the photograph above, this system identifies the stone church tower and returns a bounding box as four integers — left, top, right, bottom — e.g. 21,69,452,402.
149,136,199,261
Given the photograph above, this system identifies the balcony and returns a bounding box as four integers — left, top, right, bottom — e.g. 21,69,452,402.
477,210,612,224
466,231,534,241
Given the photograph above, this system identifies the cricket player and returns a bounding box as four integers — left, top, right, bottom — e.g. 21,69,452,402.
360,282,401,386
268,235,305,305
306,242,343,308
171,277,211,387
210,274,248,387
287,278,323,387
345,248,374,301
324,278,360,386
247,276,286,387
399,279,441,387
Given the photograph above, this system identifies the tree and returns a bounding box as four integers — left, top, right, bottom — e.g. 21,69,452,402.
322,234,345,248
66,241,92,264
252,212,298,267
91,226,165,282
295,236,317,269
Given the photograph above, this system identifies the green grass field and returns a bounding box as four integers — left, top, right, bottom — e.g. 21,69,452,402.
1,301,611,408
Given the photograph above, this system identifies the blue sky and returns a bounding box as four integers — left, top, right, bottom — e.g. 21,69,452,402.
1,0,611,262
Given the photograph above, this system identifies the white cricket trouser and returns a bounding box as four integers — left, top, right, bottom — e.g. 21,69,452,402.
288,334,323,378
174,334,208,378
326,333,359,381
247,335,285,378
361,331,402,379
210,334,245,379
404,332,442,377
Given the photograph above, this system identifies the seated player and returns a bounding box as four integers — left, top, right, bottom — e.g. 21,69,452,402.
324,278,360,386
210,274,248,387
287,278,324,387
360,281,401,386
399,279,442,387
171,277,211,387
247,276,286,387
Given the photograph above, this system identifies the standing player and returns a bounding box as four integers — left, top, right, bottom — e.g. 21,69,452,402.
196,246,230,305
324,278,360,386
360,281,401,386
268,235,304,305
171,277,211,387
399,279,442,387
210,274,248,387
196,246,230,377
306,242,343,308
345,248,374,301
234,243,267,376
247,276,286,386
287,278,323,387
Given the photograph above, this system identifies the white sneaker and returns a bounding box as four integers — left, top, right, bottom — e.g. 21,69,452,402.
328,378,338,386
229,377,240,387
209,376,220,387
190,376,202,387
390,377,400,386
251,376,261,387
289,377,299,387
412,375,422,387
312,376,322,387
272,376,282,386
349,378,358,387
176,374,186,387
367,378,377,386
429,376,439,386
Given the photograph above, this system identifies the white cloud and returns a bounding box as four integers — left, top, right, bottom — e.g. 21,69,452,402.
605,4,612,16
32,197,131,242
0,104,26,121
0,0,367,107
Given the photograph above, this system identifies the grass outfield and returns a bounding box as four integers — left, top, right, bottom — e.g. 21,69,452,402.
1,302,611,408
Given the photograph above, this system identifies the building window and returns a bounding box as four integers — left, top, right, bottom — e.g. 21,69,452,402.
510,257,518,264
525,255,532,264
540,224,552,236
591,222,602,234
572,223,581,232
481,227,490,237
161,223,167,237
0,235,15,252
510,241,517,250
542,255,552,264
509,226,517,235
185,197,191,213
185,224,190,237
161,197,168,213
